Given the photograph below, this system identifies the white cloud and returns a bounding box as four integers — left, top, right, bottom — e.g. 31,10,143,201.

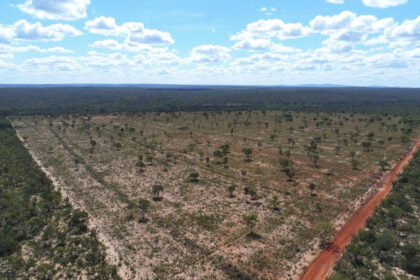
127,29,174,45
233,38,271,51
17,0,90,20
13,20,82,41
326,0,344,4
84,16,121,36
385,16,420,47
23,55,80,71
190,45,231,63
310,11,394,50
85,16,174,45
90,39,155,52
0,20,82,43
232,19,311,41
0,44,73,53
260,7,277,15
270,43,297,53
310,11,357,34
362,0,407,8
0,26,15,44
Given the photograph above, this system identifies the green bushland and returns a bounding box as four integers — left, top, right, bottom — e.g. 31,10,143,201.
330,151,420,279
1,87,420,116
0,118,120,279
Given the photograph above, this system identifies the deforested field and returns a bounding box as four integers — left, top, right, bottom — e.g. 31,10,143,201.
11,110,420,280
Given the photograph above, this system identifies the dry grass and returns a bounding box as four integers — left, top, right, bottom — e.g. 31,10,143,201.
11,111,420,280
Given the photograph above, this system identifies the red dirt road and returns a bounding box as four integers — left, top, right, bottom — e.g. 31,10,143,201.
301,137,420,280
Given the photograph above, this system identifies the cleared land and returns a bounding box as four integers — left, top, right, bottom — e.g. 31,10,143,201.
11,111,420,279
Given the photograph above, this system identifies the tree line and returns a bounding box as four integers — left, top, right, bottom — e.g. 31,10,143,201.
1,87,420,117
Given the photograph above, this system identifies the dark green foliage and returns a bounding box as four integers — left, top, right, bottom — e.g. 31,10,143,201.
1,87,420,117
188,172,200,182
331,151,420,279
0,118,120,279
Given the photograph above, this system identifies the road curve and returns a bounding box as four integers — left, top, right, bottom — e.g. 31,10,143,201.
301,137,420,280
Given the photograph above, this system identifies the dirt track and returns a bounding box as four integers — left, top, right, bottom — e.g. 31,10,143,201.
301,137,420,280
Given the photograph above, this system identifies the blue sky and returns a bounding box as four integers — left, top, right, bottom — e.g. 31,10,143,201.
0,0,419,86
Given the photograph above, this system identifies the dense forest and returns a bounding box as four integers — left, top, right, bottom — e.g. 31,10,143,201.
330,151,420,279
0,117,119,279
1,86,420,116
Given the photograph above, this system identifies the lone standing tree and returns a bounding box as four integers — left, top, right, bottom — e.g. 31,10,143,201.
243,213,258,236
152,185,163,201
242,148,253,162
228,185,236,198
138,198,150,223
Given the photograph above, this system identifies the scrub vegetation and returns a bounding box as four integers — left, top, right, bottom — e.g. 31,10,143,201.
330,151,420,280
2,86,420,279
0,118,120,279
11,107,420,279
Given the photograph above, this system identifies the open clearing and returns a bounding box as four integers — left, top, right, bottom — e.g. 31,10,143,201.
11,110,420,280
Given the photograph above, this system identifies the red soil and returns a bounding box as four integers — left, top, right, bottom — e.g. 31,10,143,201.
301,137,420,280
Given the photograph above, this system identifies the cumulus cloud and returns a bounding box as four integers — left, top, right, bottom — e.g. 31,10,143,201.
270,43,297,53
0,44,73,53
85,16,174,45
0,26,15,44
127,29,174,45
233,38,271,51
385,16,420,47
232,19,311,41
14,20,82,41
17,0,90,20
362,0,407,8
23,55,80,71
0,20,82,43
190,45,231,63
84,16,121,36
326,0,344,4
310,11,394,50
90,39,155,52
260,7,276,16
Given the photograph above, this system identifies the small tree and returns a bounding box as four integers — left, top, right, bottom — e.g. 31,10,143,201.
379,160,388,171
287,137,295,146
213,150,223,158
309,183,316,196
335,146,340,155
309,153,320,167
271,195,280,211
351,158,359,170
189,172,200,183
242,148,253,162
280,159,296,181
219,144,230,155
90,139,97,148
228,185,236,198
309,183,316,192
362,141,372,151
152,185,163,201
114,142,122,151
138,198,150,223
243,213,258,236
244,185,259,200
